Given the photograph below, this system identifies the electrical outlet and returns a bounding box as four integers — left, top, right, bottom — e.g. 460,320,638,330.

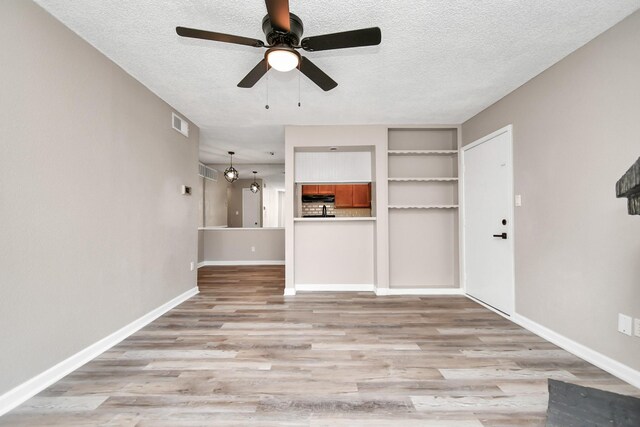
618,313,632,336
190,261,195,271
251,246,256,252
635,318,640,338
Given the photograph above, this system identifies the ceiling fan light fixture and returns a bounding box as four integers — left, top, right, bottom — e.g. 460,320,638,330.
267,48,299,72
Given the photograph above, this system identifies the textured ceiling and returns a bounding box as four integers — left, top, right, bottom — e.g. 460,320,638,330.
35,0,640,163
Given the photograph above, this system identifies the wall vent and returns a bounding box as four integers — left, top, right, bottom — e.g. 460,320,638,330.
199,163,218,181
172,112,189,137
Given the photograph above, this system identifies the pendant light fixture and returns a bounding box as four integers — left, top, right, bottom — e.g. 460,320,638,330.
250,171,261,193
224,151,239,183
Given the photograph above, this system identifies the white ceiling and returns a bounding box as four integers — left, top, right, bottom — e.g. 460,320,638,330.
36,1,640,164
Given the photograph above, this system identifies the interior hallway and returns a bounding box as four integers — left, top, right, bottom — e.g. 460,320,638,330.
2,266,637,426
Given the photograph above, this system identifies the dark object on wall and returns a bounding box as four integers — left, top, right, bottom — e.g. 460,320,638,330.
546,379,640,426
616,157,640,215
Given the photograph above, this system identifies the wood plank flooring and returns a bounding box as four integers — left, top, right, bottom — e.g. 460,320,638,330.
2,266,637,426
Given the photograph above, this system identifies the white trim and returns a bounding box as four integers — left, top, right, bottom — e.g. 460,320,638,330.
377,288,464,296
511,313,640,390
463,293,640,389
295,284,375,292
283,288,296,296
0,286,199,417
198,260,285,267
460,124,515,315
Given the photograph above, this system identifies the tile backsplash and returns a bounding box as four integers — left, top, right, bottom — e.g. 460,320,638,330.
335,208,372,217
301,202,336,216
301,202,371,217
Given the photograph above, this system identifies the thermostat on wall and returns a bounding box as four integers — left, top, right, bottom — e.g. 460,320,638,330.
181,185,192,195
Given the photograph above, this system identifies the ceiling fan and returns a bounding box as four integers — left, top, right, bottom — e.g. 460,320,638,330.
176,0,381,91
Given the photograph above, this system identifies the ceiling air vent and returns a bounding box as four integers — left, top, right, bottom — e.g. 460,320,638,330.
199,163,218,182
172,112,189,137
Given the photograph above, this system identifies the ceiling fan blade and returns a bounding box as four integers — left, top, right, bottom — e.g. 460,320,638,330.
299,57,337,92
237,59,271,88
301,27,381,52
176,26,264,48
265,0,290,32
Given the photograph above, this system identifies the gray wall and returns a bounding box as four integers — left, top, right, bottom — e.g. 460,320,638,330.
227,178,263,228
202,229,285,262
462,11,640,371
0,0,199,394
203,176,228,227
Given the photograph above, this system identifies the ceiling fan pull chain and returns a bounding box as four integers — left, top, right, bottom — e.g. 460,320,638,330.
297,64,301,107
265,63,270,110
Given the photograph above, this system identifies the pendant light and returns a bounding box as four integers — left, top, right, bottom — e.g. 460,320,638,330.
250,171,261,193
224,151,239,183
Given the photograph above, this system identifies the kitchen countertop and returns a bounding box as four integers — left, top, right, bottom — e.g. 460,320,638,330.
294,217,376,222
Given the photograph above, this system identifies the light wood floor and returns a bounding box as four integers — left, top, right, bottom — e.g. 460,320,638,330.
2,266,637,426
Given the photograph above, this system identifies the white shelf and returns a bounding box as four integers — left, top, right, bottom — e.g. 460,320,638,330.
388,177,458,182
388,150,458,155
389,205,458,209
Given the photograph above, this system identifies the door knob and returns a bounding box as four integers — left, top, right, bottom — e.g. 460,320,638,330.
492,232,507,239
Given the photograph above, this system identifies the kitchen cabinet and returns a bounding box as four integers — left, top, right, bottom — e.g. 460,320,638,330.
352,184,371,208
303,184,371,208
302,185,335,196
335,184,371,208
335,185,353,208
317,185,335,195
302,185,318,195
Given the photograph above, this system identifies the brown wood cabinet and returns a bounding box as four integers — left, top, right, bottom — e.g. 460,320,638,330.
317,185,335,195
335,184,371,208
302,185,318,195
302,185,335,196
302,184,371,208
334,185,353,208
352,184,371,208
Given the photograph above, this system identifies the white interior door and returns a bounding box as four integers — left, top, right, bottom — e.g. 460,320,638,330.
462,125,514,315
242,188,261,228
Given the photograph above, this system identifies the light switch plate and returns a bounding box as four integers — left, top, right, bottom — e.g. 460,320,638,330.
634,318,640,338
618,313,632,336
515,195,522,207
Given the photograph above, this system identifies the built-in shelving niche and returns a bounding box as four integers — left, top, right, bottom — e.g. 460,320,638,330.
388,128,459,289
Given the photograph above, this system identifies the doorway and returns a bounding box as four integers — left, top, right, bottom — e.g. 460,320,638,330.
242,188,261,228
461,125,515,315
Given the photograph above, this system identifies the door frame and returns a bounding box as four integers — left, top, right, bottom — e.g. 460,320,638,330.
460,124,515,315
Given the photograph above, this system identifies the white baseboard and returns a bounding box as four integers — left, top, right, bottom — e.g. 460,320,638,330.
0,286,199,417
511,313,640,390
376,288,464,296
283,288,296,296
295,284,375,292
464,293,640,389
198,260,285,267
